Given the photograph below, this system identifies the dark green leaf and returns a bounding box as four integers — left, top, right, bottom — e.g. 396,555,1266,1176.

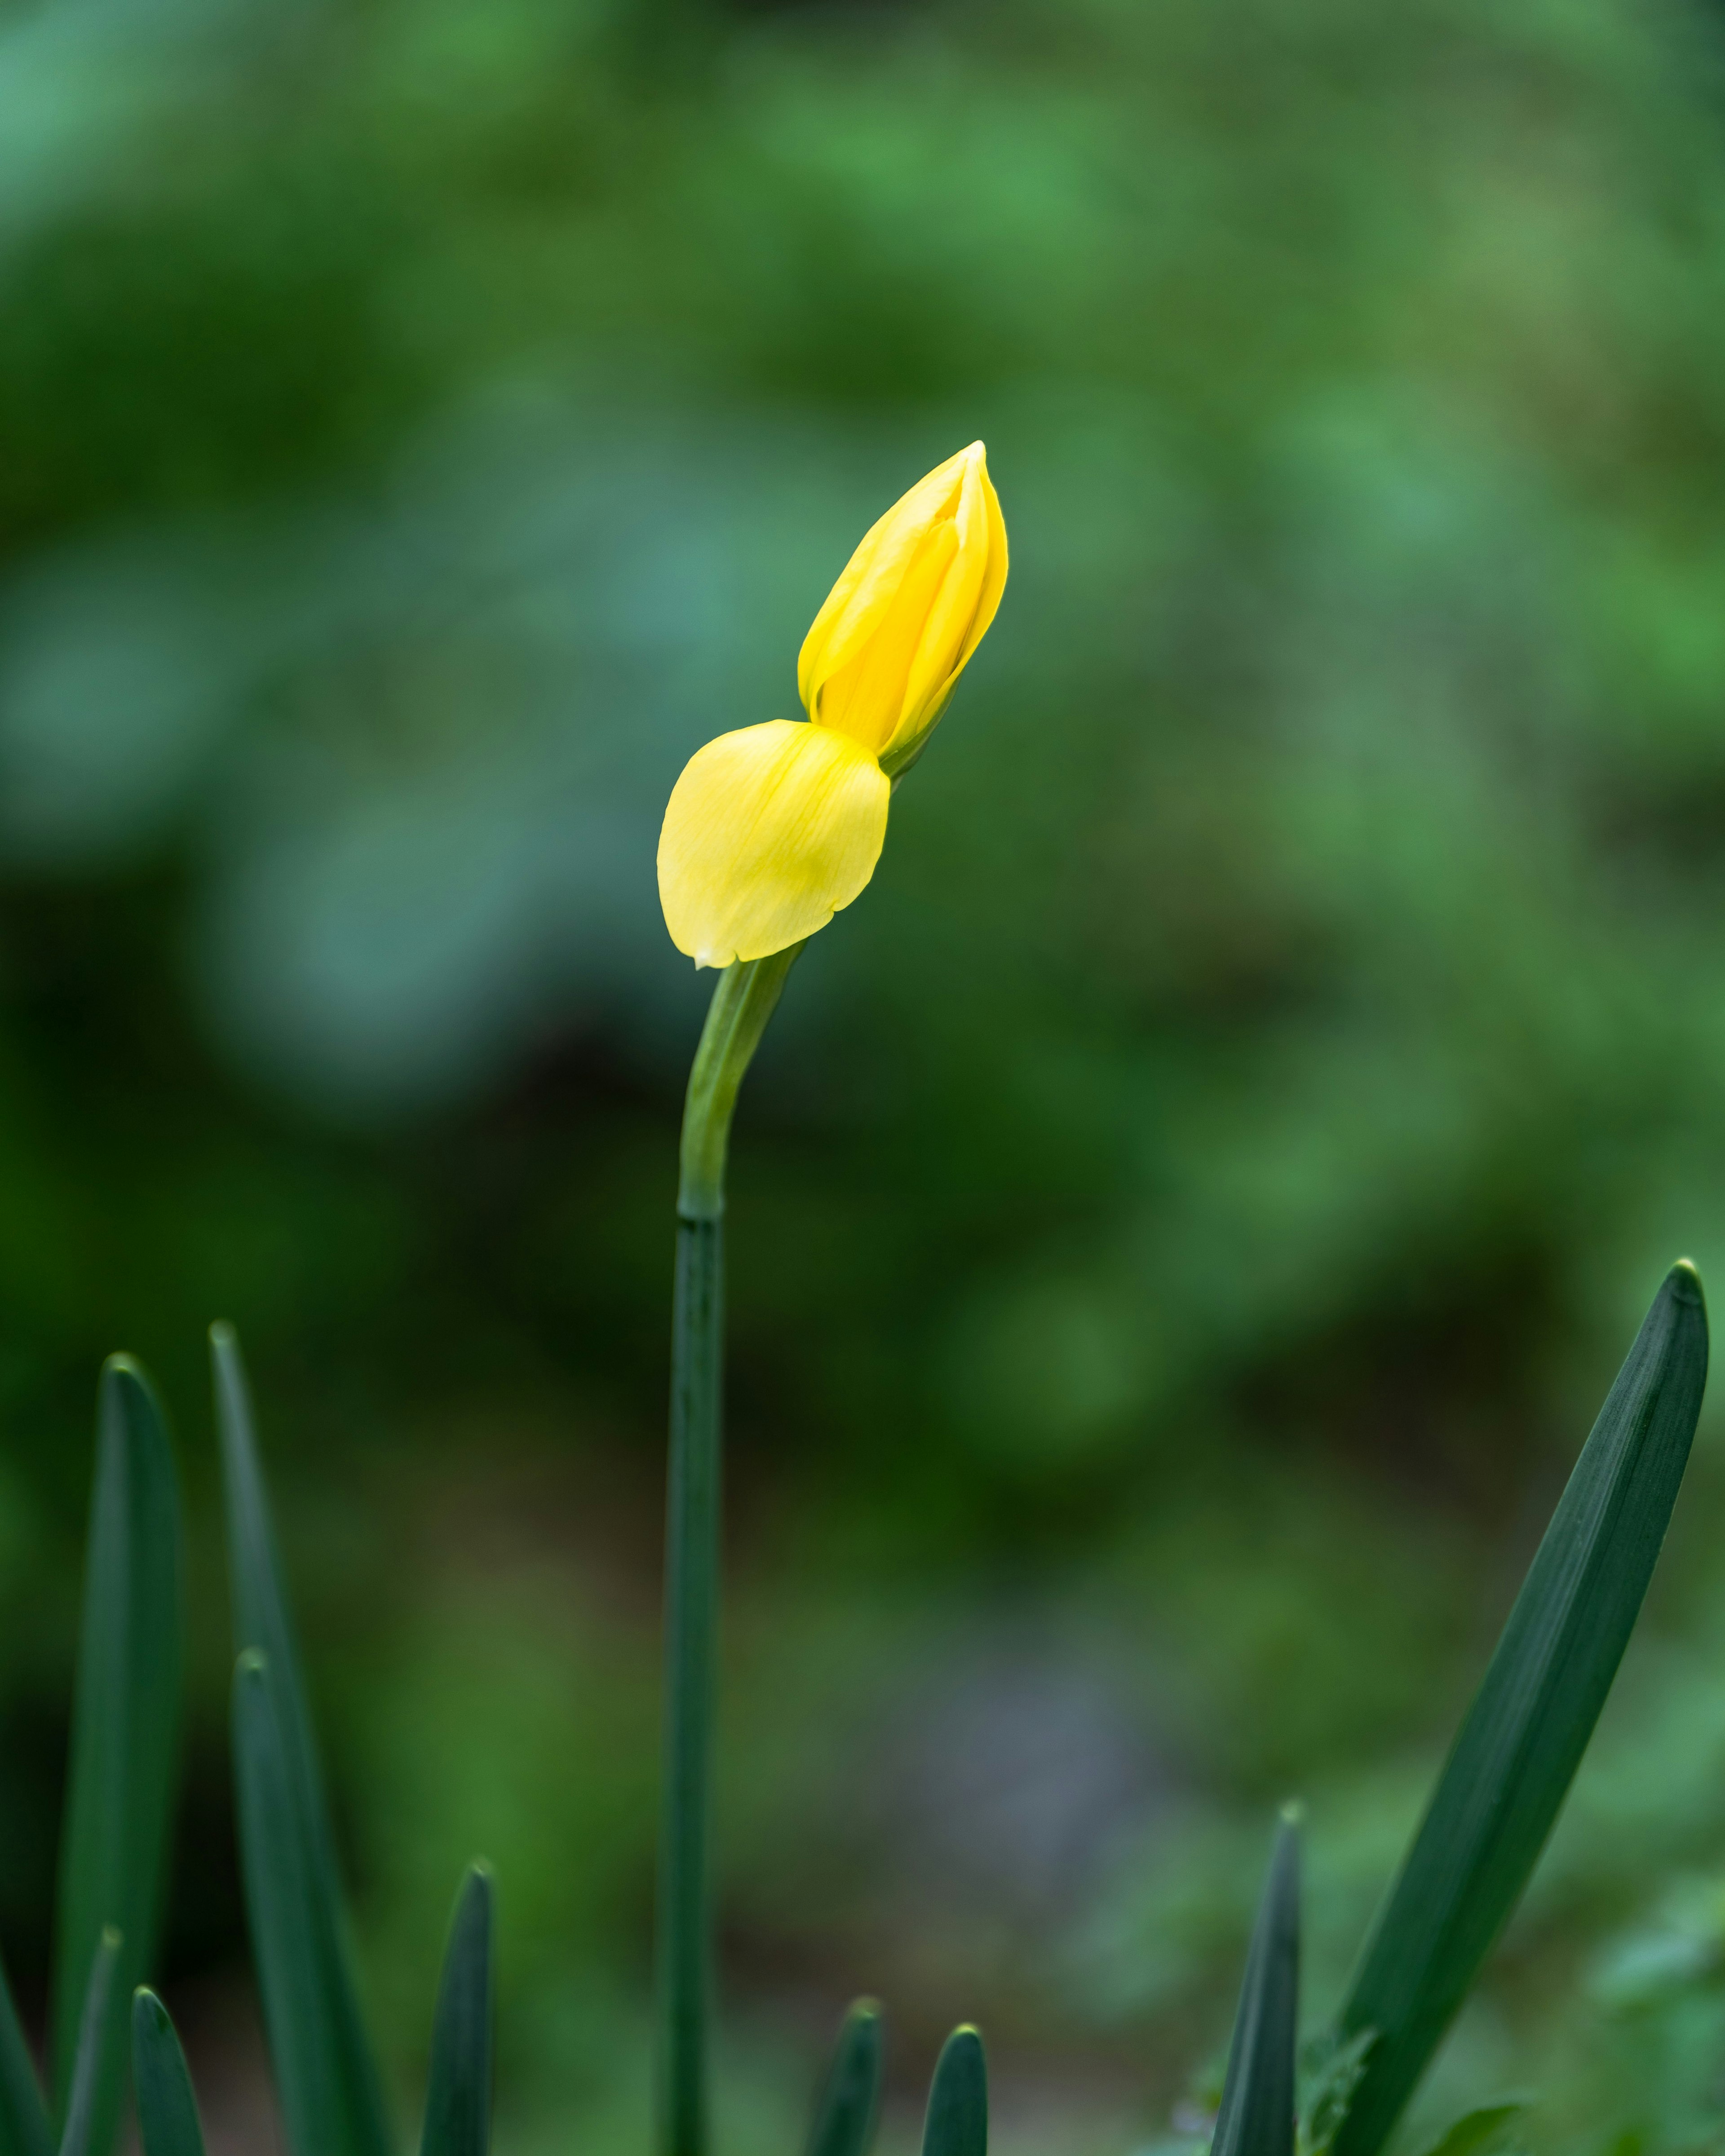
804,2000,883,2156
231,1650,388,2156
1331,1262,1710,2156
0,1953,52,2156
131,1991,205,2156
1214,1816,1300,2156
420,1867,493,2156
54,1360,182,2156
211,1328,346,1910
213,1328,391,2156
58,1932,119,2156
921,2028,986,2156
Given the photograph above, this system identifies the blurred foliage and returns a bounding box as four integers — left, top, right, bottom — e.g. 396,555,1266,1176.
6,0,1725,2149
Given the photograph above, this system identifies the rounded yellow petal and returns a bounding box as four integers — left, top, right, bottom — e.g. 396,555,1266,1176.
658,720,891,968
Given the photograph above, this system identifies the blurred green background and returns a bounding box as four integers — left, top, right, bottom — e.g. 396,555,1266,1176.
7,0,1725,2148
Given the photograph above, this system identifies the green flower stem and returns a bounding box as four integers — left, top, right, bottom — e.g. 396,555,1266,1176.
658,942,803,2156
676,944,805,1222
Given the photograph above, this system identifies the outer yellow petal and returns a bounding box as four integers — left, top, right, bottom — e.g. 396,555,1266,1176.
813,519,960,755
960,452,1009,672
797,442,1008,765
879,451,1008,769
658,720,891,968
796,446,972,708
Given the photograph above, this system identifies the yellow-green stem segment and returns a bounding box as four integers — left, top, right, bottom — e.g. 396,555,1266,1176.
658,943,803,2156
677,945,804,1220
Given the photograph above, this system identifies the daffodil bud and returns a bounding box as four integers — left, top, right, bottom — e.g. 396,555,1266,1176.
657,443,1007,969
797,440,1007,776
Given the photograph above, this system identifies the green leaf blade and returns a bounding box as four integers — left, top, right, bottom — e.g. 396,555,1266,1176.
1214,1816,1300,2156
921,2028,986,2156
804,2000,883,2156
54,1361,183,2156
211,1328,342,1900
1332,1262,1710,2156
0,1952,50,2156
58,1933,119,2156
420,1867,494,2156
232,1648,388,2156
214,1329,391,2156
131,1991,206,2156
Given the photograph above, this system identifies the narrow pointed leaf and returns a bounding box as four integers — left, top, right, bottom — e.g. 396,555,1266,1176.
1332,1262,1710,2156
420,1867,493,2156
805,2000,883,2156
131,1992,205,2156
58,1932,119,2156
213,1328,391,2156
232,1651,387,2156
1212,1816,1300,2156
54,1361,182,2156
211,1328,348,1925
0,1953,52,2156
921,2028,985,2156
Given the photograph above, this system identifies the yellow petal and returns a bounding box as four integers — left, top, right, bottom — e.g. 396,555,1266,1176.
797,442,1008,764
813,519,960,755
657,720,891,968
797,446,973,707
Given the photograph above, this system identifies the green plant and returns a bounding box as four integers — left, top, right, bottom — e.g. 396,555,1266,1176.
0,1173,1707,2156
212,1323,489,2156
0,1361,179,2156
1202,1264,1708,2156
206,1314,988,2156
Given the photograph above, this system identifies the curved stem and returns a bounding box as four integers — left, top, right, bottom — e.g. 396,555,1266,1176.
658,945,804,2156
677,946,805,1221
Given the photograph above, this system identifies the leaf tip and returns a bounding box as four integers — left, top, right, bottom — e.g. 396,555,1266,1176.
99,1354,160,1415
454,1862,496,1937
1668,1259,1706,1309
98,1353,171,1436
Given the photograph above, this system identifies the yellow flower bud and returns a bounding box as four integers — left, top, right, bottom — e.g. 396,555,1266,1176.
657,443,1007,968
798,440,1007,772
